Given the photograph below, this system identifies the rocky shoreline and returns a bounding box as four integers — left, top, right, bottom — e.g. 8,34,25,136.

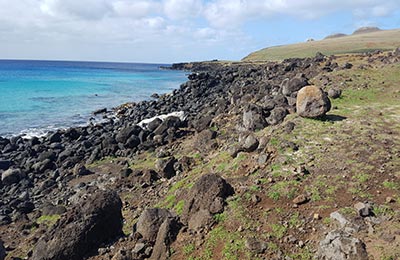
1,49,400,259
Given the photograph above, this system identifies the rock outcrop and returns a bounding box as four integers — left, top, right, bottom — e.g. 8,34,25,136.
181,173,234,231
32,189,123,260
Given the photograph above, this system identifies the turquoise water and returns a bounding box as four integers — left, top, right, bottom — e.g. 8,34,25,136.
0,60,187,137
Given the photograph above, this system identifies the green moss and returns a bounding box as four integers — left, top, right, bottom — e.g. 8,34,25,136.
174,200,185,215
183,243,196,255
270,223,287,239
37,214,61,227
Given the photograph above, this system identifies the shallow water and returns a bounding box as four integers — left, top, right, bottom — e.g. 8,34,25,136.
0,60,187,137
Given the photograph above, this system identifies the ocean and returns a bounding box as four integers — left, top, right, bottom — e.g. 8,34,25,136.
0,60,188,138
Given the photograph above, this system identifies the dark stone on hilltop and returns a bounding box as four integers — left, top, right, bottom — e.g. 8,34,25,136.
32,189,123,260
125,135,140,149
296,86,331,118
315,52,326,62
1,168,25,185
155,157,176,179
328,88,342,99
135,208,173,242
317,230,368,260
0,240,5,260
181,173,234,230
149,217,181,260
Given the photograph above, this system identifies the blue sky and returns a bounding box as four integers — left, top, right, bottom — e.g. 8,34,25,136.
0,0,399,63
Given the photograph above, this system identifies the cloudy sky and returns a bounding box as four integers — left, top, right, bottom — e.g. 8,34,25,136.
0,0,399,63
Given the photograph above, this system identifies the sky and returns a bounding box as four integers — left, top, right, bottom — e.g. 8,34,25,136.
0,0,399,63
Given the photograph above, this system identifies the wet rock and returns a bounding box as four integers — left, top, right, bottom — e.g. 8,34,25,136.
48,132,62,143
32,189,123,260
296,85,331,118
155,157,177,179
1,168,25,185
316,230,368,260
181,173,234,230
136,208,173,242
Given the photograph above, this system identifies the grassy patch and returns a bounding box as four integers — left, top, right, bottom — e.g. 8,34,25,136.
36,214,61,227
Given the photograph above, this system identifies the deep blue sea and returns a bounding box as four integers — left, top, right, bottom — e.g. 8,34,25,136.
0,60,187,138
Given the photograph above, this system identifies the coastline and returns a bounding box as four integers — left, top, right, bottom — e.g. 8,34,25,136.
1,49,400,259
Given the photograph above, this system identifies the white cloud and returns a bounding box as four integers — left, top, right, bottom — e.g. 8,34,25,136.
163,0,203,20
40,0,113,20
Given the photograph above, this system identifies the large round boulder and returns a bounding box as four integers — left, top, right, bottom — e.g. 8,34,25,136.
296,85,331,118
1,168,25,185
136,208,173,242
32,189,123,260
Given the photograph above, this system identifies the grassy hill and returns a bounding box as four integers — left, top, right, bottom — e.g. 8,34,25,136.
243,29,400,61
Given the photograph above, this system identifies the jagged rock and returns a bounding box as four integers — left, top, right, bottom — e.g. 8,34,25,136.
266,107,288,125
155,157,177,179
296,85,331,118
116,125,141,144
328,88,342,99
48,132,62,143
316,230,368,260
181,173,234,230
281,75,308,96
354,202,373,217
149,216,181,260
0,240,5,260
241,134,259,152
32,189,123,260
0,160,12,171
73,164,91,176
242,104,267,131
135,208,173,242
1,168,25,185
245,237,267,253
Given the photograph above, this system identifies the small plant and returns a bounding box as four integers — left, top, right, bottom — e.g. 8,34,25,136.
183,243,196,255
174,200,185,215
270,223,287,239
352,173,369,183
383,181,398,190
214,212,227,223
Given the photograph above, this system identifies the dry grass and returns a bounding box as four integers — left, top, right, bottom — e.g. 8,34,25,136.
243,29,400,61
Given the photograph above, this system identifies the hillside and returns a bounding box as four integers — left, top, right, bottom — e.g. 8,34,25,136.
243,29,400,61
0,50,400,260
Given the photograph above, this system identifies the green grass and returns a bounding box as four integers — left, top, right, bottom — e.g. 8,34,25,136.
36,214,61,226
243,29,400,61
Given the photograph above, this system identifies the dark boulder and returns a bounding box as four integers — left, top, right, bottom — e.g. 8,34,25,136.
281,75,308,96
116,125,141,144
48,132,62,144
147,118,163,132
0,239,5,260
150,217,181,260
181,174,234,230
242,104,267,131
32,189,123,260
135,208,173,242
155,157,177,179
0,160,12,171
266,107,288,125
1,168,25,185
